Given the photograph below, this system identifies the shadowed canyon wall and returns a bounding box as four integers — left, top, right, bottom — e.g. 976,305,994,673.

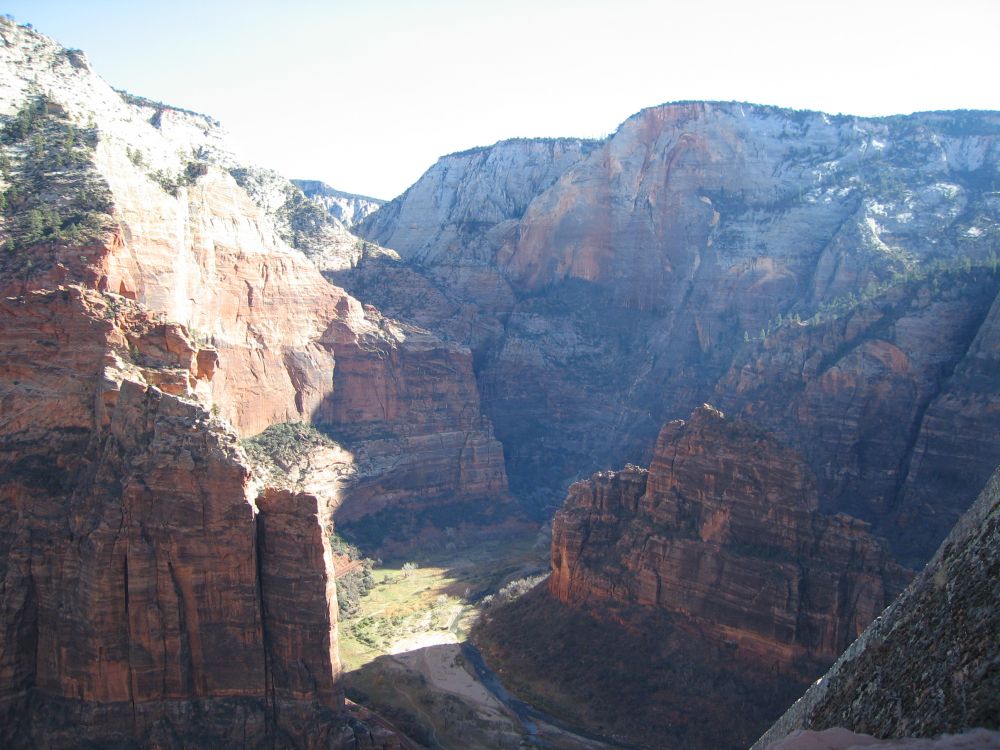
475,406,911,749
350,101,1000,565
549,405,910,672
0,288,367,747
754,465,1000,748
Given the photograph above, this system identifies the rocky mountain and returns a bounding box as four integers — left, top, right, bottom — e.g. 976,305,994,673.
476,406,911,749
293,179,383,228
0,17,509,533
347,101,1000,566
754,464,1000,748
716,263,1000,567
0,18,508,747
550,405,911,671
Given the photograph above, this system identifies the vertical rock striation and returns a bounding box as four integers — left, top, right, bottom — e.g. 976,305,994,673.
549,405,911,672
0,18,500,748
0,287,390,747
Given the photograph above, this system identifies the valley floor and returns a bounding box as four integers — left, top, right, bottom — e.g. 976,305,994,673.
338,531,630,750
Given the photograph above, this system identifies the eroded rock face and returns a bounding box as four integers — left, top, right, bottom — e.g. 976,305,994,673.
0,18,496,749
753,466,1000,749
716,270,1000,566
475,406,911,749
549,405,911,671
350,101,1000,552
0,18,509,534
0,287,384,748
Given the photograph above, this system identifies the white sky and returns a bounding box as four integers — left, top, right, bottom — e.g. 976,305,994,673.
7,0,1000,199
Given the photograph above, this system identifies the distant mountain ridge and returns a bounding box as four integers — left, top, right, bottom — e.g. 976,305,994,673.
293,178,384,227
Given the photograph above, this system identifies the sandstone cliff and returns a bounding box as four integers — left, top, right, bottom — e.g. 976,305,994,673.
0,287,400,748
0,18,509,536
0,18,506,748
339,137,601,351
475,406,910,749
550,405,910,672
753,465,1000,748
717,265,1000,566
349,101,1000,557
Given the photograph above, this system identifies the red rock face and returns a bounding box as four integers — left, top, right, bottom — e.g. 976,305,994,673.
0,24,506,747
0,287,387,747
550,406,911,672
0,19,509,540
15,164,511,531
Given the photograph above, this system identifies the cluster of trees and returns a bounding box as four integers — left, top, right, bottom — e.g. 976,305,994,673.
150,159,208,197
230,166,335,254
1,96,112,256
479,573,547,610
326,529,377,618
744,252,1000,344
1,96,48,142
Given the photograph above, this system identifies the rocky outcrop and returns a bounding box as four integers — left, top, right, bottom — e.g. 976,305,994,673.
350,101,1000,553
0,287,401,748
716,266,1000,565
229,165,367,272
753,466,1000,748
339,137,601,350
550,405,911,672
766,728,1000,750
474,406,910,749
293,179,384,228
359,137,601,264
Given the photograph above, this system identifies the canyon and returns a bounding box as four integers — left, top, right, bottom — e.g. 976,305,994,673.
344,100,1000,747
0,15,998,750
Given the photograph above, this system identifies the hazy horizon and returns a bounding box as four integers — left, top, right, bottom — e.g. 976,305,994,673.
6,0,1000,199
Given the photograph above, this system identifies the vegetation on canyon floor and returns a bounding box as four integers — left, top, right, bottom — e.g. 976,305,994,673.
337,533,557,748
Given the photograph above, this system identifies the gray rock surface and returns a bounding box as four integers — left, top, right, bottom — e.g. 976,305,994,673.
752,466,1000,749
293,179,384,227
767,728,1000,750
